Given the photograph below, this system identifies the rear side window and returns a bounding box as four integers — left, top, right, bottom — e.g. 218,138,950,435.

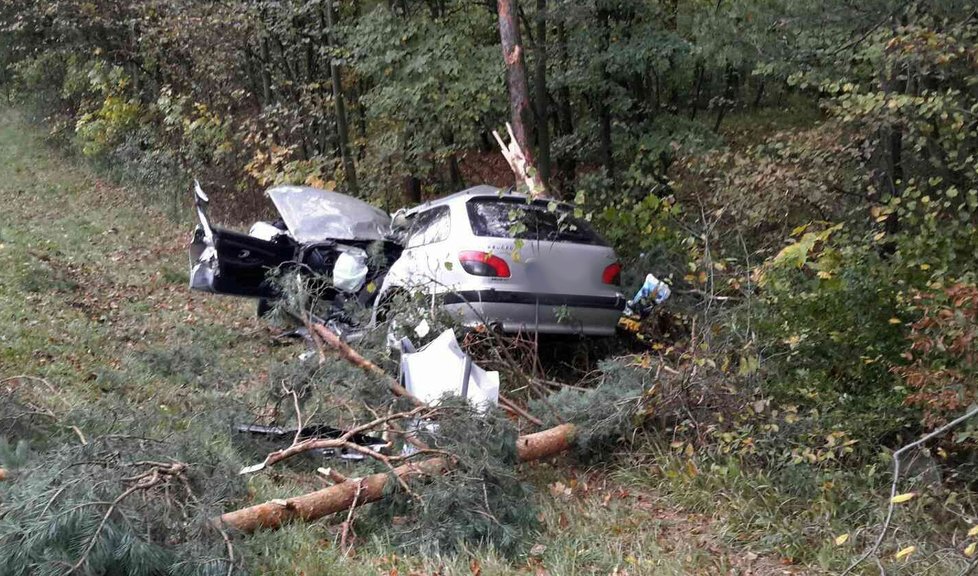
466,197,606,246
406,206,451,248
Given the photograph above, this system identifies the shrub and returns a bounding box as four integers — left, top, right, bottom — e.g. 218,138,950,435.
897,282,978,432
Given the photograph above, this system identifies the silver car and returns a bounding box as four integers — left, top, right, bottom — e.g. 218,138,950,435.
377,185,625,336
190,184,625,336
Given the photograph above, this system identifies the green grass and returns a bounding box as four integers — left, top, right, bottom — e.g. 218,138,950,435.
0,109,816,575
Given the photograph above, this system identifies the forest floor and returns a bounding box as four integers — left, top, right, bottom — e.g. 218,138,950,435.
0,109,814,575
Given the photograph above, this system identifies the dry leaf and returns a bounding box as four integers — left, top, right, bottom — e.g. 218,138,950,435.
895,545,916,560
968,525,978,537
965,542,977,557
834,533,849,546
890,492,917,504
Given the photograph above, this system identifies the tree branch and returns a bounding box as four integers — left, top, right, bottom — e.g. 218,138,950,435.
842,406,978,575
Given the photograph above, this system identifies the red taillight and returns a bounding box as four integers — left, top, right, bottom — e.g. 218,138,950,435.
458,251,511,278
602,262,622,285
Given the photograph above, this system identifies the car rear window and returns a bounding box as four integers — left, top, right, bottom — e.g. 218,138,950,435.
465,197,606,246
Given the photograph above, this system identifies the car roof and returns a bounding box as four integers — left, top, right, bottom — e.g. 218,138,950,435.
403,185,508,215
402,184,574,216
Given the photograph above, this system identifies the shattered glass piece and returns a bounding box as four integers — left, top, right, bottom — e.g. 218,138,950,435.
466,197,606,245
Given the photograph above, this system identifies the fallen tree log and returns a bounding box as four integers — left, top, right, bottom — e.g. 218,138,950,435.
216,423,575,533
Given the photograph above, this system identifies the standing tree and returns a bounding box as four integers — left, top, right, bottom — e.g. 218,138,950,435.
325,0,359,194
497,0,548,199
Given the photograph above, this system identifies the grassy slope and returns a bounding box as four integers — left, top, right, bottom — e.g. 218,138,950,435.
0,110,810,575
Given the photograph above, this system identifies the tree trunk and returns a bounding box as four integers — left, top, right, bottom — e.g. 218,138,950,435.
554,21,575,186
596,5,614,180
752,79,765,109
533,0,550,187
325,0,359,194
497,0,534,166
713,65,737,132
259,37,273,105
215,424,576,533
403,175,422,205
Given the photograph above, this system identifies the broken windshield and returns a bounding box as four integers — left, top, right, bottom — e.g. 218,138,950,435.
465,196,607,246
267,186,391,244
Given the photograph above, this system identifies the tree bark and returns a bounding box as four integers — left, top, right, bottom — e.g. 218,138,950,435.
554,21,576,186
596,5,614,180
497,0,534,167
324,0,359,195
533,0,550,187
215,424,576,533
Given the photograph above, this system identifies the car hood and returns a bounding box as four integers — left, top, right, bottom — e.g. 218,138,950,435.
266,185,391,244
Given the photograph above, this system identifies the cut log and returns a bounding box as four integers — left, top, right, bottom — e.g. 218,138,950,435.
216,424,576,533
516,423,574,461
0,467,7,481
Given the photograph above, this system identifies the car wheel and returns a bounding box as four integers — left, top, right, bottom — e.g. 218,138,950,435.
257,298,274,318
373,288,408,324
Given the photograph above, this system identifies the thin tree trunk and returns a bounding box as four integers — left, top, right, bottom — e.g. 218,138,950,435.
554,21,575,185
259,37,273,105
325,0,359,194
596,5,614,180
534,0,551,187
497,0,534,166
689,60,703,120
713,65,736,132
215,424,576,533
752,79,765,109
403,175,421,205
598,100,614,178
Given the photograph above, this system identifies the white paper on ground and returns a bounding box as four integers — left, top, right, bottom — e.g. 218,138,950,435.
401,329,499,411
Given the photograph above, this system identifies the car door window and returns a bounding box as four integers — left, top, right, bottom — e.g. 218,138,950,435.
406,207,451,248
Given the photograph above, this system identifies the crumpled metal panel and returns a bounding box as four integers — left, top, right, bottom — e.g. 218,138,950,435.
266,185,391,243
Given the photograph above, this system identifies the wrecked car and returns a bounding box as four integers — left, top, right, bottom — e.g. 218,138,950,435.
189,182,401,319
189,183,626,336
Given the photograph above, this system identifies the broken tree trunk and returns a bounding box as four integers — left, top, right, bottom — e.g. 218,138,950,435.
497,0,533,166
216,423,575,533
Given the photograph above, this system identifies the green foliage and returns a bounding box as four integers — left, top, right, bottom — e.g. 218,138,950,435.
533,359,650,459
368,400,536,558
756,235,909,424
0,400,248,576
0,437,30,470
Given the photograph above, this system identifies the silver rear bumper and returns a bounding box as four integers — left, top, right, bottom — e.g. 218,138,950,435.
441,290,625,336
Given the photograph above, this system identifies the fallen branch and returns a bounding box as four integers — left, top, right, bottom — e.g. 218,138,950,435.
68,462,188,575
309,323,420,404
216,423,575,533
242,405,440,474
309,322,543,426
842,406,978,576
499,395,544,427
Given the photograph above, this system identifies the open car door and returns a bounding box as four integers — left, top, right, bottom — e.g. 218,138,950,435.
189,182,295,298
